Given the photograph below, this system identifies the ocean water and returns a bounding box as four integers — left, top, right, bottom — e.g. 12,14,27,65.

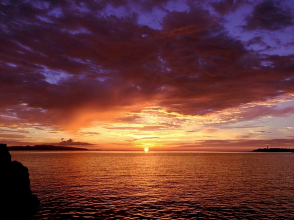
10,151,294,219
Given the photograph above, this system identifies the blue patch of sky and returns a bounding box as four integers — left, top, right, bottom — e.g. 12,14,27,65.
34,108,48,113
284,76,294,81
101,4,129,18
0,114,18,120
158,56,171,72
16,42,33,52
217,97,294,137
42,71,71,84
164,0,189,12
22,106,48,114
101,1,189,30
254,27,294,56
97,77,107,82
38,65,72,84
6,62,17,67
0,0,9,6
265,117,294,138
137,7,166,30
1,109,18,120
71,2,90,13
230,118,274,139
132,84,142,90
0,23,10,34
48,7,63,18
76,73,109,83
69,58,88,64
260,61,273,67
217,2,294,56
32,1,50,10
138,0,189,29
255,99,294,137
89,65,114,77
276,99,294,109
62,28,91,35
189,76,198,79
37,16,53,23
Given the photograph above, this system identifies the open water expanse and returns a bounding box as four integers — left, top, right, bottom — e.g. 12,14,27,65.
11,151,294,219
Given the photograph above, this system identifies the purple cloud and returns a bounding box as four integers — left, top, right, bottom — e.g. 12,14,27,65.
244,0,294,30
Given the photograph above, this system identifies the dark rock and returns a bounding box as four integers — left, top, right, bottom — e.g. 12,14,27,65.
0,143,40,219
252,147,294,152
0,143,11,166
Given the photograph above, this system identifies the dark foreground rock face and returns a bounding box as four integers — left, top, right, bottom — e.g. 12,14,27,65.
0,143,40,219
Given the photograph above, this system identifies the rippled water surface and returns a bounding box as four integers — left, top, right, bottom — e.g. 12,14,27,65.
11,151,294,219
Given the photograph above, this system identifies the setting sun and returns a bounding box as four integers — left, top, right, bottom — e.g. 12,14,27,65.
144,148,149,153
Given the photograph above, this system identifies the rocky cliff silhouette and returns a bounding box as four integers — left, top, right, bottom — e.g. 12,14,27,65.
0,143,39,219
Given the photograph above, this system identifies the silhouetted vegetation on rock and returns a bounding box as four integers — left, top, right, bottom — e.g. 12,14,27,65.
0,143,39,219
252,147,294,152
58,138,93,145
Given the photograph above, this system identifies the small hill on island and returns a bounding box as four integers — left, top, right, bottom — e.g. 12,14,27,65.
57,138,93,146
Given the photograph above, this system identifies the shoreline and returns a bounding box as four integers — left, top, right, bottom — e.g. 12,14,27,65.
8,145,91,151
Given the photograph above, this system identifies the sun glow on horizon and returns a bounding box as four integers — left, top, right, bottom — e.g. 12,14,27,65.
144,147,149,152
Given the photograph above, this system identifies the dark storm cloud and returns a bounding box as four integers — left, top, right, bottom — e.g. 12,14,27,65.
211,0,248,14
0,0,294,129
244,0,294,30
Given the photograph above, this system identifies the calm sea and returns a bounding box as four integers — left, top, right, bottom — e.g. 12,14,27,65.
10,151,294,219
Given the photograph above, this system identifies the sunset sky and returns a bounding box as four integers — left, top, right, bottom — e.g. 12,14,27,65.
1,0,294,151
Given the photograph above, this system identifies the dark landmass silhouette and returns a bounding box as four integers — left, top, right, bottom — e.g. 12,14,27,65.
0,143,40,219
252,147,294,152
8,145,90,151
56,138,94,146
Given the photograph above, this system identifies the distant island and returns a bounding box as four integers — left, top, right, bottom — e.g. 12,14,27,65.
8,145,89,151
252,147,294,152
